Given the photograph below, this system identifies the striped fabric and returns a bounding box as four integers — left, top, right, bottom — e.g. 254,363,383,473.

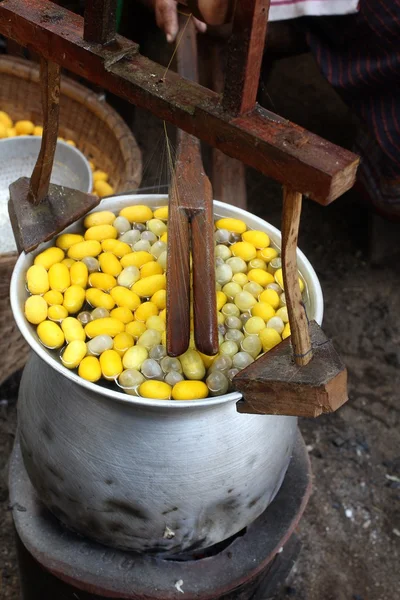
304,0,400,209
269,0,359,22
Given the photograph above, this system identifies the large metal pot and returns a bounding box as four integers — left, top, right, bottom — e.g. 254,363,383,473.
11,195,323,555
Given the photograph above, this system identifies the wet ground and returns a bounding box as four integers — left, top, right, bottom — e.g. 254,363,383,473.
1,38,399,600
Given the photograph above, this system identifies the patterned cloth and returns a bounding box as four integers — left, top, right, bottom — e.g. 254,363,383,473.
269,0,359,22
304,0,400,210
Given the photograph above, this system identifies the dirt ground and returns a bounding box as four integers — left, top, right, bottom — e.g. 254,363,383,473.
1,41,399,600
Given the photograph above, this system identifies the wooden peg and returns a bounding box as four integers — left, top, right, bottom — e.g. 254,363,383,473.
281,188,312,367
8,58,99,254
233,187,348,418
29,59,60,205
165,144,191,357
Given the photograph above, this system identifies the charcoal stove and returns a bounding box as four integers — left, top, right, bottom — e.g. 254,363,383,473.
10,430,310,600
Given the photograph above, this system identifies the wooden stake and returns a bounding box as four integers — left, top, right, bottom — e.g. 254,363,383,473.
29,59,60,205
166,17,218,357
8,60,100,254
281,188,312,367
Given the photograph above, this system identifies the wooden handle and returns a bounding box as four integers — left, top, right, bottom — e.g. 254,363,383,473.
29,59,60,206
166,17,218,356
281,187,312,367
191,177,218,356
166,166,191,357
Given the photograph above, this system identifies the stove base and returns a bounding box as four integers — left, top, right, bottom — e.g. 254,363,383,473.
9,430,311,600
15,531,301,600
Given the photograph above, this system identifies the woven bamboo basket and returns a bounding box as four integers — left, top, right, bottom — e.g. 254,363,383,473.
0,55,142,387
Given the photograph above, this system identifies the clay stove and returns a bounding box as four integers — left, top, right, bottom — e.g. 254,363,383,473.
10,431,310,600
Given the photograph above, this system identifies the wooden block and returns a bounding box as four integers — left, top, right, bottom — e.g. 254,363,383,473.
9,178,100,254
234,321,348,418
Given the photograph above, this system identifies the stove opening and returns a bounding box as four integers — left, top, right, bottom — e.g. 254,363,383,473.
163,527,248,562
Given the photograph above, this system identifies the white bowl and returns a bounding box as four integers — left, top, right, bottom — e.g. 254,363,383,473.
0,136,93,254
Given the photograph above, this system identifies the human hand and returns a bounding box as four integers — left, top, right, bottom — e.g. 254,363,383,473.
142,1,231,43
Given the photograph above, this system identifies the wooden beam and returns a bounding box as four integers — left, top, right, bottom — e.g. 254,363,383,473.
223,0,270,114
0,0,359,204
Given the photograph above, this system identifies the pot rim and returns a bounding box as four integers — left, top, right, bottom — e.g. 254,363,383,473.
11,194,324,410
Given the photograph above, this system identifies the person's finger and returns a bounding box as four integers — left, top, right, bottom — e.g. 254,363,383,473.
155,0,179,43
193,17,207,33
187,0,232,26
193,17,207,34
202,0,231,26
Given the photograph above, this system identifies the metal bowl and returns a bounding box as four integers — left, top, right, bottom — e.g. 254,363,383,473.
11,195,323,554
11,195,323,408
0,136,93,254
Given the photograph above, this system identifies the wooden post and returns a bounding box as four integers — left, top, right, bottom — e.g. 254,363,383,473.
281,188,312,366
210,42,247,209
29,60,60,205
84,0,117,45
222,0,270,114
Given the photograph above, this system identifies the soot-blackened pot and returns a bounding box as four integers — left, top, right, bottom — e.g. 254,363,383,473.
11,195,323,554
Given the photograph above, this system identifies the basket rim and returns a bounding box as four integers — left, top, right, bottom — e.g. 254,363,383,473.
0,55,142,192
